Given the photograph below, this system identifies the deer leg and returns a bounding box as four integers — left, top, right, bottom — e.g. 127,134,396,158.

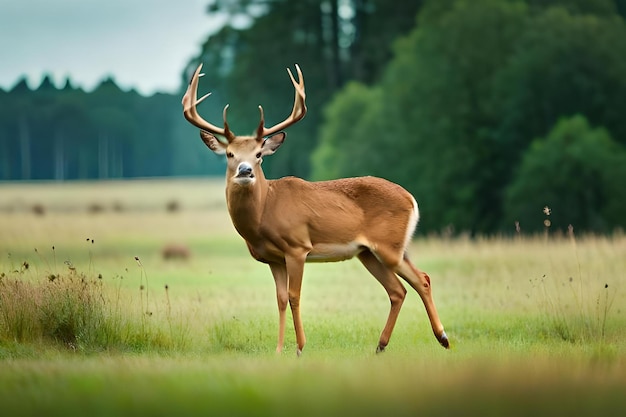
358,250,407,353
395,254,449,349
285,253,307,356
269,263,288,354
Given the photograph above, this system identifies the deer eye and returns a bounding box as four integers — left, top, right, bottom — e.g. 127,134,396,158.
256,152,262,159
226,152,234,158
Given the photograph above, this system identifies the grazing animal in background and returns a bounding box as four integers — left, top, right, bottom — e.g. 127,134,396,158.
161,243,191,261
182,63,449,355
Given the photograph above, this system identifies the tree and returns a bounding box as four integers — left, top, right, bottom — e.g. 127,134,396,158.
343,0,426,84
493,6,626,151
187,2,328,179
524,0,620,16
48,82,92,180
504,115,626,233
185,0,426,180
312,82,387,180
0,87,12,179
312,0,626,233
314,0,528,232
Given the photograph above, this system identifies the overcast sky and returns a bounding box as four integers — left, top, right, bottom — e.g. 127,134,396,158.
0,0,228,95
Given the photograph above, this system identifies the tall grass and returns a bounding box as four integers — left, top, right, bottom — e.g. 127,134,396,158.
525,209,621,345
531,236,618,345
0,248,189,353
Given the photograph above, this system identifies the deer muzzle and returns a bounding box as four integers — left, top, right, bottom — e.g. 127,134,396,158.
235,162,254,179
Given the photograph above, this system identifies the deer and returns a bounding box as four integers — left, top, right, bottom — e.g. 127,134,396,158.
182,63,449,355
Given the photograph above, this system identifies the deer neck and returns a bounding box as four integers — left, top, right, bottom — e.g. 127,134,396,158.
225,169,268,241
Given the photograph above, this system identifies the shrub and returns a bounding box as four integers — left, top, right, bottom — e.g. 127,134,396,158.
0,262,188,352
504,115,626,233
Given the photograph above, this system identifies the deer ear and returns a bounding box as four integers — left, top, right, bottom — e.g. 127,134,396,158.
261,132,285,156
200,130,227,155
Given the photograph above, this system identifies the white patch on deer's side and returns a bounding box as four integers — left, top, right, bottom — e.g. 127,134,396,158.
307,242,364,262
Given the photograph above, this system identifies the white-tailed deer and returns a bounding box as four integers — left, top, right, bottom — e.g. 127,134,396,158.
182,63,449,355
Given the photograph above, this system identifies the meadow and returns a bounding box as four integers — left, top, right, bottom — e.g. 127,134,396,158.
1,179,625,416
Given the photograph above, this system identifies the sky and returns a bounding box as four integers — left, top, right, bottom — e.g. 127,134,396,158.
0,0,229,96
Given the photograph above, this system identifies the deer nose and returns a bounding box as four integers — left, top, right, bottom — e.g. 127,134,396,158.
236,162,254,178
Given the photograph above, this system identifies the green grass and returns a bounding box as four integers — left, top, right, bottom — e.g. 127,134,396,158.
1,179,625,416
2,350,624,417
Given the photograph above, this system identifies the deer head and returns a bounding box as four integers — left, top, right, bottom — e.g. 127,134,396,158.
181,64,306,186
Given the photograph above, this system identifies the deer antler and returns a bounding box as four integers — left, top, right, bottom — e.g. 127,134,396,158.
256,64,307,138
182,63,306,142
182,63,235,142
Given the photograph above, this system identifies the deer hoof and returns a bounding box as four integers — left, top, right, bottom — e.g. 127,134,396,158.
376,344,386,354
296,348,303,357
438,330,450,349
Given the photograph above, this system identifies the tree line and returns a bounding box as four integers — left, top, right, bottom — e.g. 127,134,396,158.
0,77,181,180
2,0,626,234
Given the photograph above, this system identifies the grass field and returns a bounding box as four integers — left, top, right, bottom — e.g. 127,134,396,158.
1,178,625,416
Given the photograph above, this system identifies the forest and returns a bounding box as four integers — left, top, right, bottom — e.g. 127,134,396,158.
1,0,626,234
